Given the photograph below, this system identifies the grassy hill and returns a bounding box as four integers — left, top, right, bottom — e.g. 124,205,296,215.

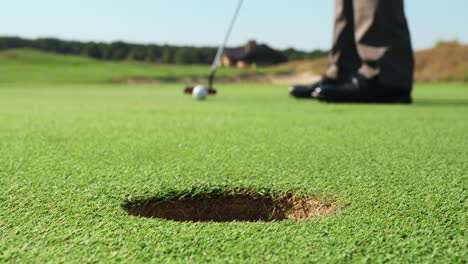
3,46,466,85
0,49,285,84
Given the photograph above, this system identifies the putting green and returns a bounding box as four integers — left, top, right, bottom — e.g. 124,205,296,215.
0,82,467,262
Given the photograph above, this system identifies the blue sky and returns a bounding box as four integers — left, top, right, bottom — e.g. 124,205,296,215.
1,0,467,51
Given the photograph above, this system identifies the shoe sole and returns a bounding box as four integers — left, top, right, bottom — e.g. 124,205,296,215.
316,95,412,104
289,92,316,99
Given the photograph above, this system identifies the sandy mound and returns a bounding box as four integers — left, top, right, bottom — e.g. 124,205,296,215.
414,44,468,82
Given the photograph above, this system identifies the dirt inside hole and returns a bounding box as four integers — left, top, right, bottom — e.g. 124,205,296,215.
125,193,334,222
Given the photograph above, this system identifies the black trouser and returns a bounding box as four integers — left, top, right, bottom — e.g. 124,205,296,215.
326,0,414,90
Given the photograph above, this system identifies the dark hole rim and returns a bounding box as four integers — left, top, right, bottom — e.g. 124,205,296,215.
123,192,335,223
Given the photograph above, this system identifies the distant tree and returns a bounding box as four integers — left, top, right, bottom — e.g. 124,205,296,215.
194,47,217,64
174,47,197,64
283,47,328,61
0,37,34,51
104,42,130,60
306,49,328,60
0,38,7,50
81,42,104,59
146,45,162,63
37,38,66,53
435,39,460,47
127,46,147,61
67,41,86,55
161,46,174,64
283,48,306,61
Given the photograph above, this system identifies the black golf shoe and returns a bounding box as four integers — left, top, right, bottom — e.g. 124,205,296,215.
288,76,339,99
312,74,412,104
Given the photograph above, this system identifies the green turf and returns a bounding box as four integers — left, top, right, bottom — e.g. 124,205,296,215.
1,82,466,263
0,50,467,262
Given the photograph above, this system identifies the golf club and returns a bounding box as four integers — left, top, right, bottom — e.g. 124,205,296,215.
184,0,245,95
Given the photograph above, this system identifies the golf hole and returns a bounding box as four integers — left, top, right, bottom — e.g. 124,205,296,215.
125,192,334,222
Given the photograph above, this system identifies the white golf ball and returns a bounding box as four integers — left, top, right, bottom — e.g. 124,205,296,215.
192,85,208,100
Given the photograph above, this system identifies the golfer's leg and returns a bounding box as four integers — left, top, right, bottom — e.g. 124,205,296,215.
353,0,414,89
326,0,361,80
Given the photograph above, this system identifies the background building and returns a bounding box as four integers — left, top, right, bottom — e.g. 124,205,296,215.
219,40,288,68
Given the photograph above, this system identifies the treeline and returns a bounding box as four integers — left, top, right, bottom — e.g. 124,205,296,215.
0,36,328,64
0,36,217,64
283,48,328,61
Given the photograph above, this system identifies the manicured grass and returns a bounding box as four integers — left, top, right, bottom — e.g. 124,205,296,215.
0,80,467,262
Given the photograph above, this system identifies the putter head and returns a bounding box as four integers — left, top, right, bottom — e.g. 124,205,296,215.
184,86,217,95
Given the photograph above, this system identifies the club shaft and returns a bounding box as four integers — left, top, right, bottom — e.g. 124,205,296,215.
209,0,244,77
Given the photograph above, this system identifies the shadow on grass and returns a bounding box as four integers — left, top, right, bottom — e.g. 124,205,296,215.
414,99,468,107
